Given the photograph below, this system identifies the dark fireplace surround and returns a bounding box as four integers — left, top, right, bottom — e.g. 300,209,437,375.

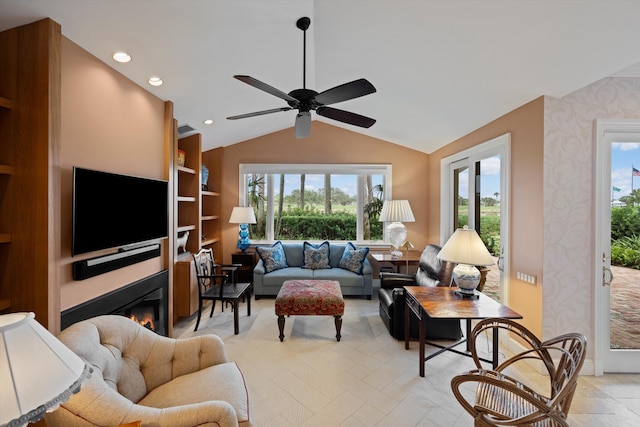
61,270,169,336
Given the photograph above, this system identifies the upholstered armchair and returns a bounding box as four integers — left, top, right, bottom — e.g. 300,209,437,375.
378,244,463,341
45,315,251,427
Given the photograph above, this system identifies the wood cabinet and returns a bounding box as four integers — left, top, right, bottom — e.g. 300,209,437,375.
173,137,223,320
232,252,257,283
201,147,222,253
0,19,62,326
0,96,12,313
176,133,201,256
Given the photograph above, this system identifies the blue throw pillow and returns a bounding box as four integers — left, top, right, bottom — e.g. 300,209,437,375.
302,241,332,270
339,242,370,274
256,241,288,273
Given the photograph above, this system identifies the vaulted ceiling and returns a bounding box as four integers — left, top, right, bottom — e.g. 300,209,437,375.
1,0,639,153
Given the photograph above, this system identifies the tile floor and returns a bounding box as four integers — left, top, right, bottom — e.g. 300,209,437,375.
173,292,640,427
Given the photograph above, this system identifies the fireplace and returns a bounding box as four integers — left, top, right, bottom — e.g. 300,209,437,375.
61,270,169,336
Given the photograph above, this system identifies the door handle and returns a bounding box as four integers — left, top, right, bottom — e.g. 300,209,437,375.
602,266,614,287
601,252,614,286
497,247,504,272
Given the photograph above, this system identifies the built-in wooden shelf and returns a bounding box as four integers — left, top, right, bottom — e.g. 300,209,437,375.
0,165,12,175
201,215,220,221
201,237,220,247
177,196,196,202
0,233,11,243
202,190,220,197
0,97,11,109
177,225,196,233
177,165,196,175
176,252,192,262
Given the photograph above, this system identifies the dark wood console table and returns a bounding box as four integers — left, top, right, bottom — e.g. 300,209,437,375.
404,286,522,377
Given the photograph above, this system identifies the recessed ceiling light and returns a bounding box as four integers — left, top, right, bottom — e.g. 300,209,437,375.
148,76,163,86
203,119,214,125
112,51,132,63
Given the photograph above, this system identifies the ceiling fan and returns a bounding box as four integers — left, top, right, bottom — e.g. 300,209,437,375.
226,17,377,139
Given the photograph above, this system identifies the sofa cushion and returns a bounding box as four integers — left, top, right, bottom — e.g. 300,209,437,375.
339,242,370,274
302,241,332,270
313,268,364,286
139,361,250,425
261,267,313,285
256,241,288,273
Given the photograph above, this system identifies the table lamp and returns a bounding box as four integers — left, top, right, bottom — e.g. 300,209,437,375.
229,207,257,252
437,226,495,297
379,200,415,257
0,312,91,427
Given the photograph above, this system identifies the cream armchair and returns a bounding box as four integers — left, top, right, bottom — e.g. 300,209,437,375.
45,315,251,427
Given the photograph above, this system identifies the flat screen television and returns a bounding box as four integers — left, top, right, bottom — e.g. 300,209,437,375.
72,167,169,256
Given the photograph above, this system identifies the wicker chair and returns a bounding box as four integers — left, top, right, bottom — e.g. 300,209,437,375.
451,318,586,426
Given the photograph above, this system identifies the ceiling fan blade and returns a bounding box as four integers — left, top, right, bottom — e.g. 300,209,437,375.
316,107,376,128
227,107,292,120
295,112,311,139
315,78,376,106
233,75,298,103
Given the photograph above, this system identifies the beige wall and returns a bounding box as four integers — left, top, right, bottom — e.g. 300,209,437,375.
218,121,430,263
428,97,545,337
59,37,168,311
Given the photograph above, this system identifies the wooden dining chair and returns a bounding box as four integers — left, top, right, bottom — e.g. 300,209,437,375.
192,248,231,331
451,318,587,426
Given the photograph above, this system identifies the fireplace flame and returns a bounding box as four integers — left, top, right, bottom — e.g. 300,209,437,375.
130,313,155,331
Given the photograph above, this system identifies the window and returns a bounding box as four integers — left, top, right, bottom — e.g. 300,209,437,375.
239,164,391,242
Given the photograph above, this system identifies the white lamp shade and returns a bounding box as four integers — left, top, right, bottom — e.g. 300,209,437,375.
229,206,257,224
0,312,90,426
379,200,415,222
437,226,495,266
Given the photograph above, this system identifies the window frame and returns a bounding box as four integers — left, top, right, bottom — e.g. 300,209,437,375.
239,163,392,243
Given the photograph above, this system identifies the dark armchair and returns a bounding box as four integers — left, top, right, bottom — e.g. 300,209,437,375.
378,244,463,340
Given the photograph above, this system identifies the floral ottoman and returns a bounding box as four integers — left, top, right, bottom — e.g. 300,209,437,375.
275,279,345,342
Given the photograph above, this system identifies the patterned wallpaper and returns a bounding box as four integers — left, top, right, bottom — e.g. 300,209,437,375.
544,76,640,367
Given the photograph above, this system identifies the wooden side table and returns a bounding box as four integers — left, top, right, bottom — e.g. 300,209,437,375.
232,251,256,283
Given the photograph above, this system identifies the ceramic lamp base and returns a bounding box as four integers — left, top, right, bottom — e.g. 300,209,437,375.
453,263,481,295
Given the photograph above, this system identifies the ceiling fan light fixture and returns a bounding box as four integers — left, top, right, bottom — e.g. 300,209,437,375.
295,112,311,139
228,16,376,138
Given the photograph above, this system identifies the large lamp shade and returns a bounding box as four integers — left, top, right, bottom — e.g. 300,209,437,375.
437,226,494,296
379,200,415,257
0,312,91,427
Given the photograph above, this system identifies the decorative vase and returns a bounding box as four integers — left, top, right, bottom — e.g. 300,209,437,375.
201,164,209,190
177,149,185,167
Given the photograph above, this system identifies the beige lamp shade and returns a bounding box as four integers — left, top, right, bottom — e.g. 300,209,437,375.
229,206,257,224
0,312,91,427
379,200,415,223
437,226,494,266
437,226,494,296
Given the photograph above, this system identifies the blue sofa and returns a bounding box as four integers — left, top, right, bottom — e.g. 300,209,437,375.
253,242,373,299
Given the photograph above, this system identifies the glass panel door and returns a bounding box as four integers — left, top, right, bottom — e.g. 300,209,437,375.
595,120,640,373
452,162,469,231
441,134,510,303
